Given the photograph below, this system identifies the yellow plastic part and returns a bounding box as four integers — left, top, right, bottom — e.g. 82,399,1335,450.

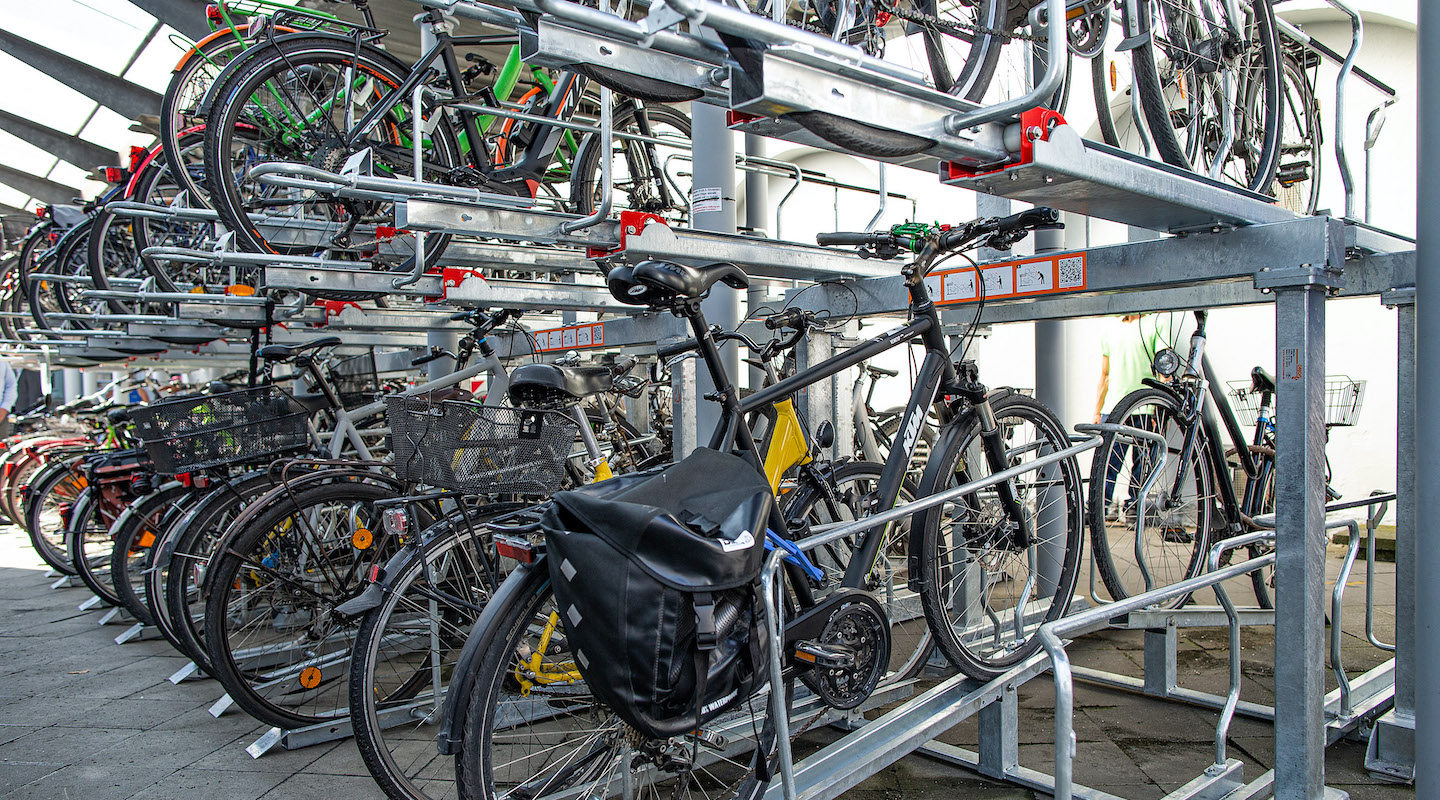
591,460,613,482
762,398,812,493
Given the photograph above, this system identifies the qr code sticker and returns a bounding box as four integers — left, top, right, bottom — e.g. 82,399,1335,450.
1057,255,1084,289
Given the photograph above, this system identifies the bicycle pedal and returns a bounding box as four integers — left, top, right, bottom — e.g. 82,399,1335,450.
793,641,855,670
690,729,728,750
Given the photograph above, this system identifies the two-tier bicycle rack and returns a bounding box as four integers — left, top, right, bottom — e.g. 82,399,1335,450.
15,0,1424,795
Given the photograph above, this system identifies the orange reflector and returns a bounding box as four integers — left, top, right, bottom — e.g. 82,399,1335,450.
352,528,373,550
299,667,323,689
1110,60,1118,92
225,284,255,296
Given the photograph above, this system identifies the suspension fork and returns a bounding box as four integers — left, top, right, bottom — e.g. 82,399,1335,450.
973,396,1034,550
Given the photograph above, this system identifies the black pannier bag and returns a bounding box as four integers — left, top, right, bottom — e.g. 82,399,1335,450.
541,447,775,740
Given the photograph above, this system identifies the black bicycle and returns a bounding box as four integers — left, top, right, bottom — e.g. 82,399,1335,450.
442,207,1084,800
1087,309,1361,609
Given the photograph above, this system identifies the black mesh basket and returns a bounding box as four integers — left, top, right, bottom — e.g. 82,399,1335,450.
331,350,379,408
385,396,579,494
127,386,311,475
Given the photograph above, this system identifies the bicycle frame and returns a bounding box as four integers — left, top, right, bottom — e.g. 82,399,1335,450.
304,350,510,461
685,277,955,590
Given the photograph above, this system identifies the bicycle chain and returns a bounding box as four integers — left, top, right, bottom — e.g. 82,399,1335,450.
884,3,1048,45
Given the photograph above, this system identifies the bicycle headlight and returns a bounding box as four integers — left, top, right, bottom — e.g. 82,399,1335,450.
1153,348,1181,377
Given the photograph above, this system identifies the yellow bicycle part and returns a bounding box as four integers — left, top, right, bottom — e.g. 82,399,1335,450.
514,610,583,696
761,398,812,494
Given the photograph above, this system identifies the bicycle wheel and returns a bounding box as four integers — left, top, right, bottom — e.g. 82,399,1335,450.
1087,388,1213,607
203,479,406,729
129,130,244,294
109,484,197,628
87,199,155,316
28,222,92,332
783,461,931,682
1268,50,1321,215
161,470,278,672
350,504,522,800
66,485,124,607
23,456,88,575
1231,445,1275,609
160,28,256,206
1092,35,1159,157
1128,0,1280,191
455,561,789,800
570,101,692,226
203,36,461,269
913,393,1082,679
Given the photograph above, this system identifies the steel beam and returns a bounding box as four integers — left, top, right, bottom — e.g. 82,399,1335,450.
1417,7,1440,798
1270,280,1330,799
1367,291,1416,783
0,30,163,121
125,0,209,39
0,109,116,171
782,218,1411,320
0,165,81,206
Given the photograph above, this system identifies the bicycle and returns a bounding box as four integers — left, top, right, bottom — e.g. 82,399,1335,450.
199,8,691,269
1086,308,1361,609
443,207,1083,800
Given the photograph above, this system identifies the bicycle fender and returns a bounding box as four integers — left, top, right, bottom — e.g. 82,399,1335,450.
333,537,423,619
437,557,548,756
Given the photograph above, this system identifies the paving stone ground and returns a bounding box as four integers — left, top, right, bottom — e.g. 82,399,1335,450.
0,525,1414,799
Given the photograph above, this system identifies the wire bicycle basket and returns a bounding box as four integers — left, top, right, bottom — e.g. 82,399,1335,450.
127,385,311,475
1226,375,1367,429
330,349,380,408
384,396,579,494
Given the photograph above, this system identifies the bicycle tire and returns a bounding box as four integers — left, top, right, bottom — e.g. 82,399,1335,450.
23,456,88,575
159,28,255,206
203,479,406,729
160,470,279,672
1086,387,1212,608
1128,0,1280,191
455,560,789,800
1268,51,1321,215
349,502,524,800
66,486,123,607
912,392,1082,679
28,221,92,333
202,36,461,269
109,484,197,628
782,460,932,683
570,102,693,225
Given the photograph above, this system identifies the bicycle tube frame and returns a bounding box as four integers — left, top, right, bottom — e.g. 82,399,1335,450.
717,305,952,590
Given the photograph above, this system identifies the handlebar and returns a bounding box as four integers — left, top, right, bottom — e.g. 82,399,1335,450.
819,207,1061,258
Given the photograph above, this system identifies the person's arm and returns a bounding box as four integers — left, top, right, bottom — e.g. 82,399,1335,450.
0,365,18,420
1093,355,1109,424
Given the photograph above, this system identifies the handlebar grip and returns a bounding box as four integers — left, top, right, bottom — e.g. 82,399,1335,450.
764,307,806,330
449,311,475,321
816,232,877,246
657,338,699,360
997,207,1060,232
411,347,445,366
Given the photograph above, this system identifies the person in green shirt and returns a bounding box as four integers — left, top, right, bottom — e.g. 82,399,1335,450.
1094,313,1174,517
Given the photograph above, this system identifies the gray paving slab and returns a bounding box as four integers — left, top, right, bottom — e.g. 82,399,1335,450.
0,521,1418,800
124,768,291,800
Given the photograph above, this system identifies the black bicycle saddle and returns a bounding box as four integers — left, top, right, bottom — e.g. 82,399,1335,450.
258,336,343,362
633,260,749,301
509,363,613,404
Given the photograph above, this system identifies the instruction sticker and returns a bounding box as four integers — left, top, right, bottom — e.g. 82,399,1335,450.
1280,347,1302,381
931,252,1087,306
692,187,723,214
531,323,606,353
